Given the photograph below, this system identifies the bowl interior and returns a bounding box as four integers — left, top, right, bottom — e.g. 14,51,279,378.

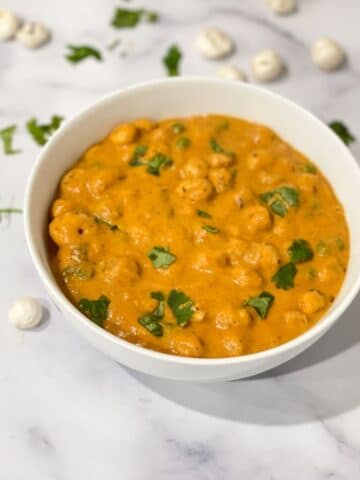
26,78,360,357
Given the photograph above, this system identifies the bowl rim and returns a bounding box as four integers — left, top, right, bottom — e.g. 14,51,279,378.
24,76,360,366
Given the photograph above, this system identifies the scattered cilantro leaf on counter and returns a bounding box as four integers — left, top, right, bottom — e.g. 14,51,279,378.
163,44,182,76
148,246,177,269
0,125,21,155
79,295,110,327
0,208,22,221
272,262,297,290
111,8,159,29
65,45,102,63
26,115,64,146
129,144,148,166
244,291,274,319
138,291,165,337
197,209,212,219
202,224,219,234
145,11,159,23
167,289,194,327
146,153,172,175
328,121,355,146
288,239,314,264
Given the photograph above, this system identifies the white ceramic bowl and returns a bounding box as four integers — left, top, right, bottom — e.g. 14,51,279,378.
24,78,360,382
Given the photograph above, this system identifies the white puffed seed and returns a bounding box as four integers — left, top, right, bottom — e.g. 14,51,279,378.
266,0,296,15
196,27,234,59
0,9,20,40
311,38,345,71
216,65,247,81
16,22,50,48
8,297,42,330
251,49,284,82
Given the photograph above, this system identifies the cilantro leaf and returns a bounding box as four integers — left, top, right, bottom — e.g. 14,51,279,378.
129,144,148,166
277,186,299,207
288,239,314,264
148,246,177,269
171,123,185,134
300,164,317,174
111,8,144,28
66,45,102,63
146,153,172,176
163,44,182,76
197,209,212,219
94,216,118,231
244,291,274,319
167,289,194,327
272,263,297,290
209,138,234,158
176,137,190,149
270,199,287,217
329,121,355,146
0,125,21,155
0,208,22,221
26,116,64,146
138,291,165,337
260,186,299,217
202,224,219,234
79,295,110,327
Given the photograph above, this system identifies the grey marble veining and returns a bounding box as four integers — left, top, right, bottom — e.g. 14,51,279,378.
1,0,360,478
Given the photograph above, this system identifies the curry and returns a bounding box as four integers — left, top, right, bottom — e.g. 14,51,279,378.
48,115,349,358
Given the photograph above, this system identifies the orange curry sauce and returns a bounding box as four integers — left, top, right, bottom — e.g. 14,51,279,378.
48,115,349,358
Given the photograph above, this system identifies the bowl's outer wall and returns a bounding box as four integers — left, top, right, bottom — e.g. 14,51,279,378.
25,78,360,381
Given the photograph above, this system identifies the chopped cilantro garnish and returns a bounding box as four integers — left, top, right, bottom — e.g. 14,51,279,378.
300,164,317,174
0,208,22,221
65,45,102,63
26,116,64,146
272,262,297,290
0,125,21,155
171,123,185,134
146,153,172,175
129,144,148,166
111,8,159,28
163,44,182,76
197,209,212,219
316,240,329,256
209,137,234,158
167,289,194,327
79,295,110,327
148,246,177,269
288,239,314,264
244,291,274,319
176,137,190,149
138,291,165,337
260,186,299,217
202,224,219,234
328,121,355,146
94,217,118,231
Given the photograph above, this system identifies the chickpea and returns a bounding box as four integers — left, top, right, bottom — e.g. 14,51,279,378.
284,310,308,328
208,152,233,168
109,123,138,145
233,187,254,208
92,197,122,224
179,158,208,179
226,238,248,265
208,167,232,193
61,168,87,196
49,212,97,247
298,173,318,194
133,118,155,132
98,255,140,283
220,331,244,357
299,290,326,315
257,170,282,186
51,198,74,217
215,307,251,329
192,306,206,322
246,149,274,170
192,251,228,274
242,205,272,233
86,168,120,198
244,242,280,276
232,264,263,288
176,178,213,203
318,258,343,284
167,330,204,357
128,224,150,249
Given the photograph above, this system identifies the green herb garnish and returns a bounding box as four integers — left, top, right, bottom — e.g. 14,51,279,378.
316,240,329,256
163,44,182,76
129,144,148,166
111,8,144,28
202,224,219,234
138,291,165,337
171,123,185,134
146,153,172,175
145,11,158,23
94,217,118,231
300,164,317,174
0,125,21,155
176,137,190,149
244,291,274,319
65,45,102,63
329,121,355,146
26,116,64,146
148,246,177,269
260,186,299,217
288,239,314,264
197,209,212,219
0,208,22,221
79,295,110,327
167,289,194,327
335,237,345,251
272,263,297,290
209,137,234,158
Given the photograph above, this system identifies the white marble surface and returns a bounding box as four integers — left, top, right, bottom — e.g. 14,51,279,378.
1,0,360,478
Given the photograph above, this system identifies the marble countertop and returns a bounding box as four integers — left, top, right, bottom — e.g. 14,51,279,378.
1,0,360,478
